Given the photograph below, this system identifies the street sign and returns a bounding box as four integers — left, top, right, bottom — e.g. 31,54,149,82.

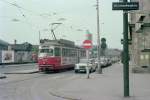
112,2,139,10
83,40,92,49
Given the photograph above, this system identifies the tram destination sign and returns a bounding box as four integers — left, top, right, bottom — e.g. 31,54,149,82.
112,2,139,10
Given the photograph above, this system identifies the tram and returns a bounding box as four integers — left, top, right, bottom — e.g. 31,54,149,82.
38,39,86,72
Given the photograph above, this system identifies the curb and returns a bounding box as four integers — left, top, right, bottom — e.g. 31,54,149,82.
0,62,37,65
0,74,7,79
0,64,37,68
49,91,81,100
4,70,39,74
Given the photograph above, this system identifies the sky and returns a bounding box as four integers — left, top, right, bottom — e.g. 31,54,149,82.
0,0,123,49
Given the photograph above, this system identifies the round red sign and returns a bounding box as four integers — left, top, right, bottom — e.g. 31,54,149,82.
83,40,92,49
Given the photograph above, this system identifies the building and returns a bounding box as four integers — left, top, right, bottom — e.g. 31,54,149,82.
0,39,9,63
129,0,150,72
9,42,38,63
0,39,9,50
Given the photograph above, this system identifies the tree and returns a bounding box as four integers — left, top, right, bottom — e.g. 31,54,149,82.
101,38,107,56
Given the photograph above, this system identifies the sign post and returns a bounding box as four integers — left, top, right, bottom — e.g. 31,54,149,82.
112,1,139,97
83,40,92,79
86,50,90,79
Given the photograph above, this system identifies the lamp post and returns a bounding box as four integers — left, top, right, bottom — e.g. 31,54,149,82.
96,0,102,74
39,30,41,44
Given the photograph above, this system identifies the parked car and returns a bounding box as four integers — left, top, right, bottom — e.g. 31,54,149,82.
74,58,96,73
106,58,112,66
95,57,109,68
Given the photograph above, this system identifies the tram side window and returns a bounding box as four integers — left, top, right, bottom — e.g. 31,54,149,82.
71,49,76,57
55,47,60,56
80,50,86,58
62,48,66,56
62,48,70,57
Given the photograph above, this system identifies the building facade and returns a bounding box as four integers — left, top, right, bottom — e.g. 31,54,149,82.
130,0,150,72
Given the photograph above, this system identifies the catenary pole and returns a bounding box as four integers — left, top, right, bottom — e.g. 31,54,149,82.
96,0,102,74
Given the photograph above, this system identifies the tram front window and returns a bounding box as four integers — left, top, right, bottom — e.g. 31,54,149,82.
39,49,54,57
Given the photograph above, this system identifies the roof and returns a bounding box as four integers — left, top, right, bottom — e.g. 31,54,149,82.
0,39,9,46
40,39,75,47
10,42,32,51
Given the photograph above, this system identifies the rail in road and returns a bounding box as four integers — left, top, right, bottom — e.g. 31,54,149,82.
0,70,84,100
0,70,75,86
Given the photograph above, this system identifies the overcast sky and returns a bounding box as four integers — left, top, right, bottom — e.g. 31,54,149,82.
0,0,123,49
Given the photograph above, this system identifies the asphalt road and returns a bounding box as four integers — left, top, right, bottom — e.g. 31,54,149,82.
0,69,86,100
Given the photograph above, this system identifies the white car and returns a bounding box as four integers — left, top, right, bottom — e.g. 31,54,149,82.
95,58,108,67
74,59,96,73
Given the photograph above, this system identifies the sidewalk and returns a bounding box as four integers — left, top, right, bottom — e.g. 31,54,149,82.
4,69,39,74
50,63,150,100
0,63,38,74
0,63,37,68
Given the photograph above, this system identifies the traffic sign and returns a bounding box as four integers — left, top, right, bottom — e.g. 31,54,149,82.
112,2,139,10
83,40,92,49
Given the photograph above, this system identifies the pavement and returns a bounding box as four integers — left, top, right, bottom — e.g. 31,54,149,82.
48,63,150,100
0,63,38,74
4,69,39,74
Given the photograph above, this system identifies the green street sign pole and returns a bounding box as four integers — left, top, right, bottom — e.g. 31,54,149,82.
123,0,129,97
112,0,139,97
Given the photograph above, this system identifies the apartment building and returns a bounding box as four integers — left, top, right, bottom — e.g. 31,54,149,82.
129,0,150,72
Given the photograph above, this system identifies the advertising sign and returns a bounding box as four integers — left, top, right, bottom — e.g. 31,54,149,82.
2,50,14,63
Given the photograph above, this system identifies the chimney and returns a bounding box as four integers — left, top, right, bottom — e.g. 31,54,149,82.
14,39,17,45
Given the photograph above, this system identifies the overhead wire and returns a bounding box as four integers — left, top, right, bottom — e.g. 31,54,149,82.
0,0,41,40
0,0,69,41
0,0,53,19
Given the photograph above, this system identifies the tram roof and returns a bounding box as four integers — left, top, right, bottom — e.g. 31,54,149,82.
40,39,85,49
40,39,75,47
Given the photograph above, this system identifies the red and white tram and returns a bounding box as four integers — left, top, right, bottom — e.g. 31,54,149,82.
38,39,86,72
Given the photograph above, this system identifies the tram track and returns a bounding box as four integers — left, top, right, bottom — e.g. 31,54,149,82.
0,70,74,86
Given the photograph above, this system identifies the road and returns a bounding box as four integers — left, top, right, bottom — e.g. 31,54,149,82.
1,63,150,100
0,68,86,100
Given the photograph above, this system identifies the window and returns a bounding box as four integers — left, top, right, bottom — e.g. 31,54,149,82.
39,48,53,56
54,47,60,56
40,49,49,53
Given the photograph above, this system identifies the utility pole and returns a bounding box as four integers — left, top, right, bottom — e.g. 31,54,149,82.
96,0,102,74
123,0,129,97
39,31,41,44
